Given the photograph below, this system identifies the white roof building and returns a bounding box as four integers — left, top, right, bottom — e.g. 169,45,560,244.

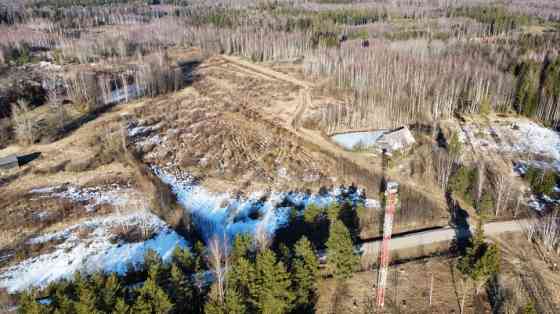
377,127,416,152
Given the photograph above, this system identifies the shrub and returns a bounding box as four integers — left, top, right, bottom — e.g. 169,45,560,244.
11,99,38,145
449,165,476,203
524,166,557,195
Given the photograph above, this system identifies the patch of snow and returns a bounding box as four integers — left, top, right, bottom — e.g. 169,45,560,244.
38,61,61,71
30,186,56,194
463,119,560,163
128,122,163,138
331,130,386,150
37,298,52,305
302,172,320,182
0,212,187,293
528,196,543,211
277,167,289,179
365,198,380,209
154,167,365,243
106,85,144,105
32,211,50,221
31,184,132,213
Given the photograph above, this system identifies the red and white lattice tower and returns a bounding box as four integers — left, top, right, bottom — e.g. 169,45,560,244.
376,181,399,308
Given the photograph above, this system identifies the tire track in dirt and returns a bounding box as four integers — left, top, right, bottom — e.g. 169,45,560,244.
218,55,448,209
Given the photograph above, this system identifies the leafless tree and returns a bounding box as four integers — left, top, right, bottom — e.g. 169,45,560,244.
490,167,512,217
475,161,486,207
207,234,230,305
11,99,36,145
433,148,453,191
254,222,271,253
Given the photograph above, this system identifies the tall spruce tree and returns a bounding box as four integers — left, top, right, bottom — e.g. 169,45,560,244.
75,276,99,314
99,274,121,312
168,264,192,313
18,291,42,314
326,219,359,279
292,236,320,312
112,298,130,314
132,277,173,314
249,249,294,314
457,219,500,293
228,257,254,310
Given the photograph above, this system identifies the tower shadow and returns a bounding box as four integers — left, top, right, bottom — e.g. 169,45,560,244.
17,152,42,166
447,192,471,255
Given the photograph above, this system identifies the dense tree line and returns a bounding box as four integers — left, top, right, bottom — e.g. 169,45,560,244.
452,5,532,36
514,54,560,126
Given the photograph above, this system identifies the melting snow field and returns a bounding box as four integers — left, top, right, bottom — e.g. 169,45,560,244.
1,167,367,293
154,167,364,242
462,119,560,164
0,212,186,293
331,131,386,150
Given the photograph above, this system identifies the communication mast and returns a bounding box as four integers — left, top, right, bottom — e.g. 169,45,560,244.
376,181,399,308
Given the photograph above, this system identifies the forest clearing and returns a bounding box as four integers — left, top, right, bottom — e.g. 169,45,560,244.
1,0,560,313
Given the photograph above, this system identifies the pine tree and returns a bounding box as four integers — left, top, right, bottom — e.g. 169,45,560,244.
327,203,341,222
168,264,193,312
144,249,163,271
228,256,254,308
478,192,494,218
448,131,463,160
457,219,500,293
18,291,42,314
231,233,253,264
53,292,74,314
112,298,130,314
523,301,537,314
172,246,196,275
223,286,246,314
292,236,320,311
249,249,294,314
204,286,225,314
204,285,245,314
99,274,121,311
75,277,99,314
514,61,539,117
304,203,323,224
132,277,173,314
326,220,359,279
49,281,74,313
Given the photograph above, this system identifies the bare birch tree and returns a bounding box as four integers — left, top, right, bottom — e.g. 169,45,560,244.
207,234,230,306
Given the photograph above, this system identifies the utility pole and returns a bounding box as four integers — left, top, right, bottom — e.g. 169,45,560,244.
376,181,399,309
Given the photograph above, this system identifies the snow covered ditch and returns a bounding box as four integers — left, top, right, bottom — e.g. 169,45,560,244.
154,167,366,243
0,212,186,293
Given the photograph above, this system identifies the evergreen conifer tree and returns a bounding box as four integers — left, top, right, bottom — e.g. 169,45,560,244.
326,220,359,279
18,291,42,314
132,277,173,314
112,298,130,314
249,249,294,314
223,286,246,314
457,219,501,292
75,276,99,314
292,236,320,311
99,274,121,312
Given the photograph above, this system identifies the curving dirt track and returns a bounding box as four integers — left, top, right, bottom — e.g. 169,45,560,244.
219,55,448,209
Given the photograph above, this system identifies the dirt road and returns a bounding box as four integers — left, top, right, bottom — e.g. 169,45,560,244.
361,219,528,256
218,55,448,208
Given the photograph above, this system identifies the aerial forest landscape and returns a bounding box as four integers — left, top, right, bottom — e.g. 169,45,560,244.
1,0,560,313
